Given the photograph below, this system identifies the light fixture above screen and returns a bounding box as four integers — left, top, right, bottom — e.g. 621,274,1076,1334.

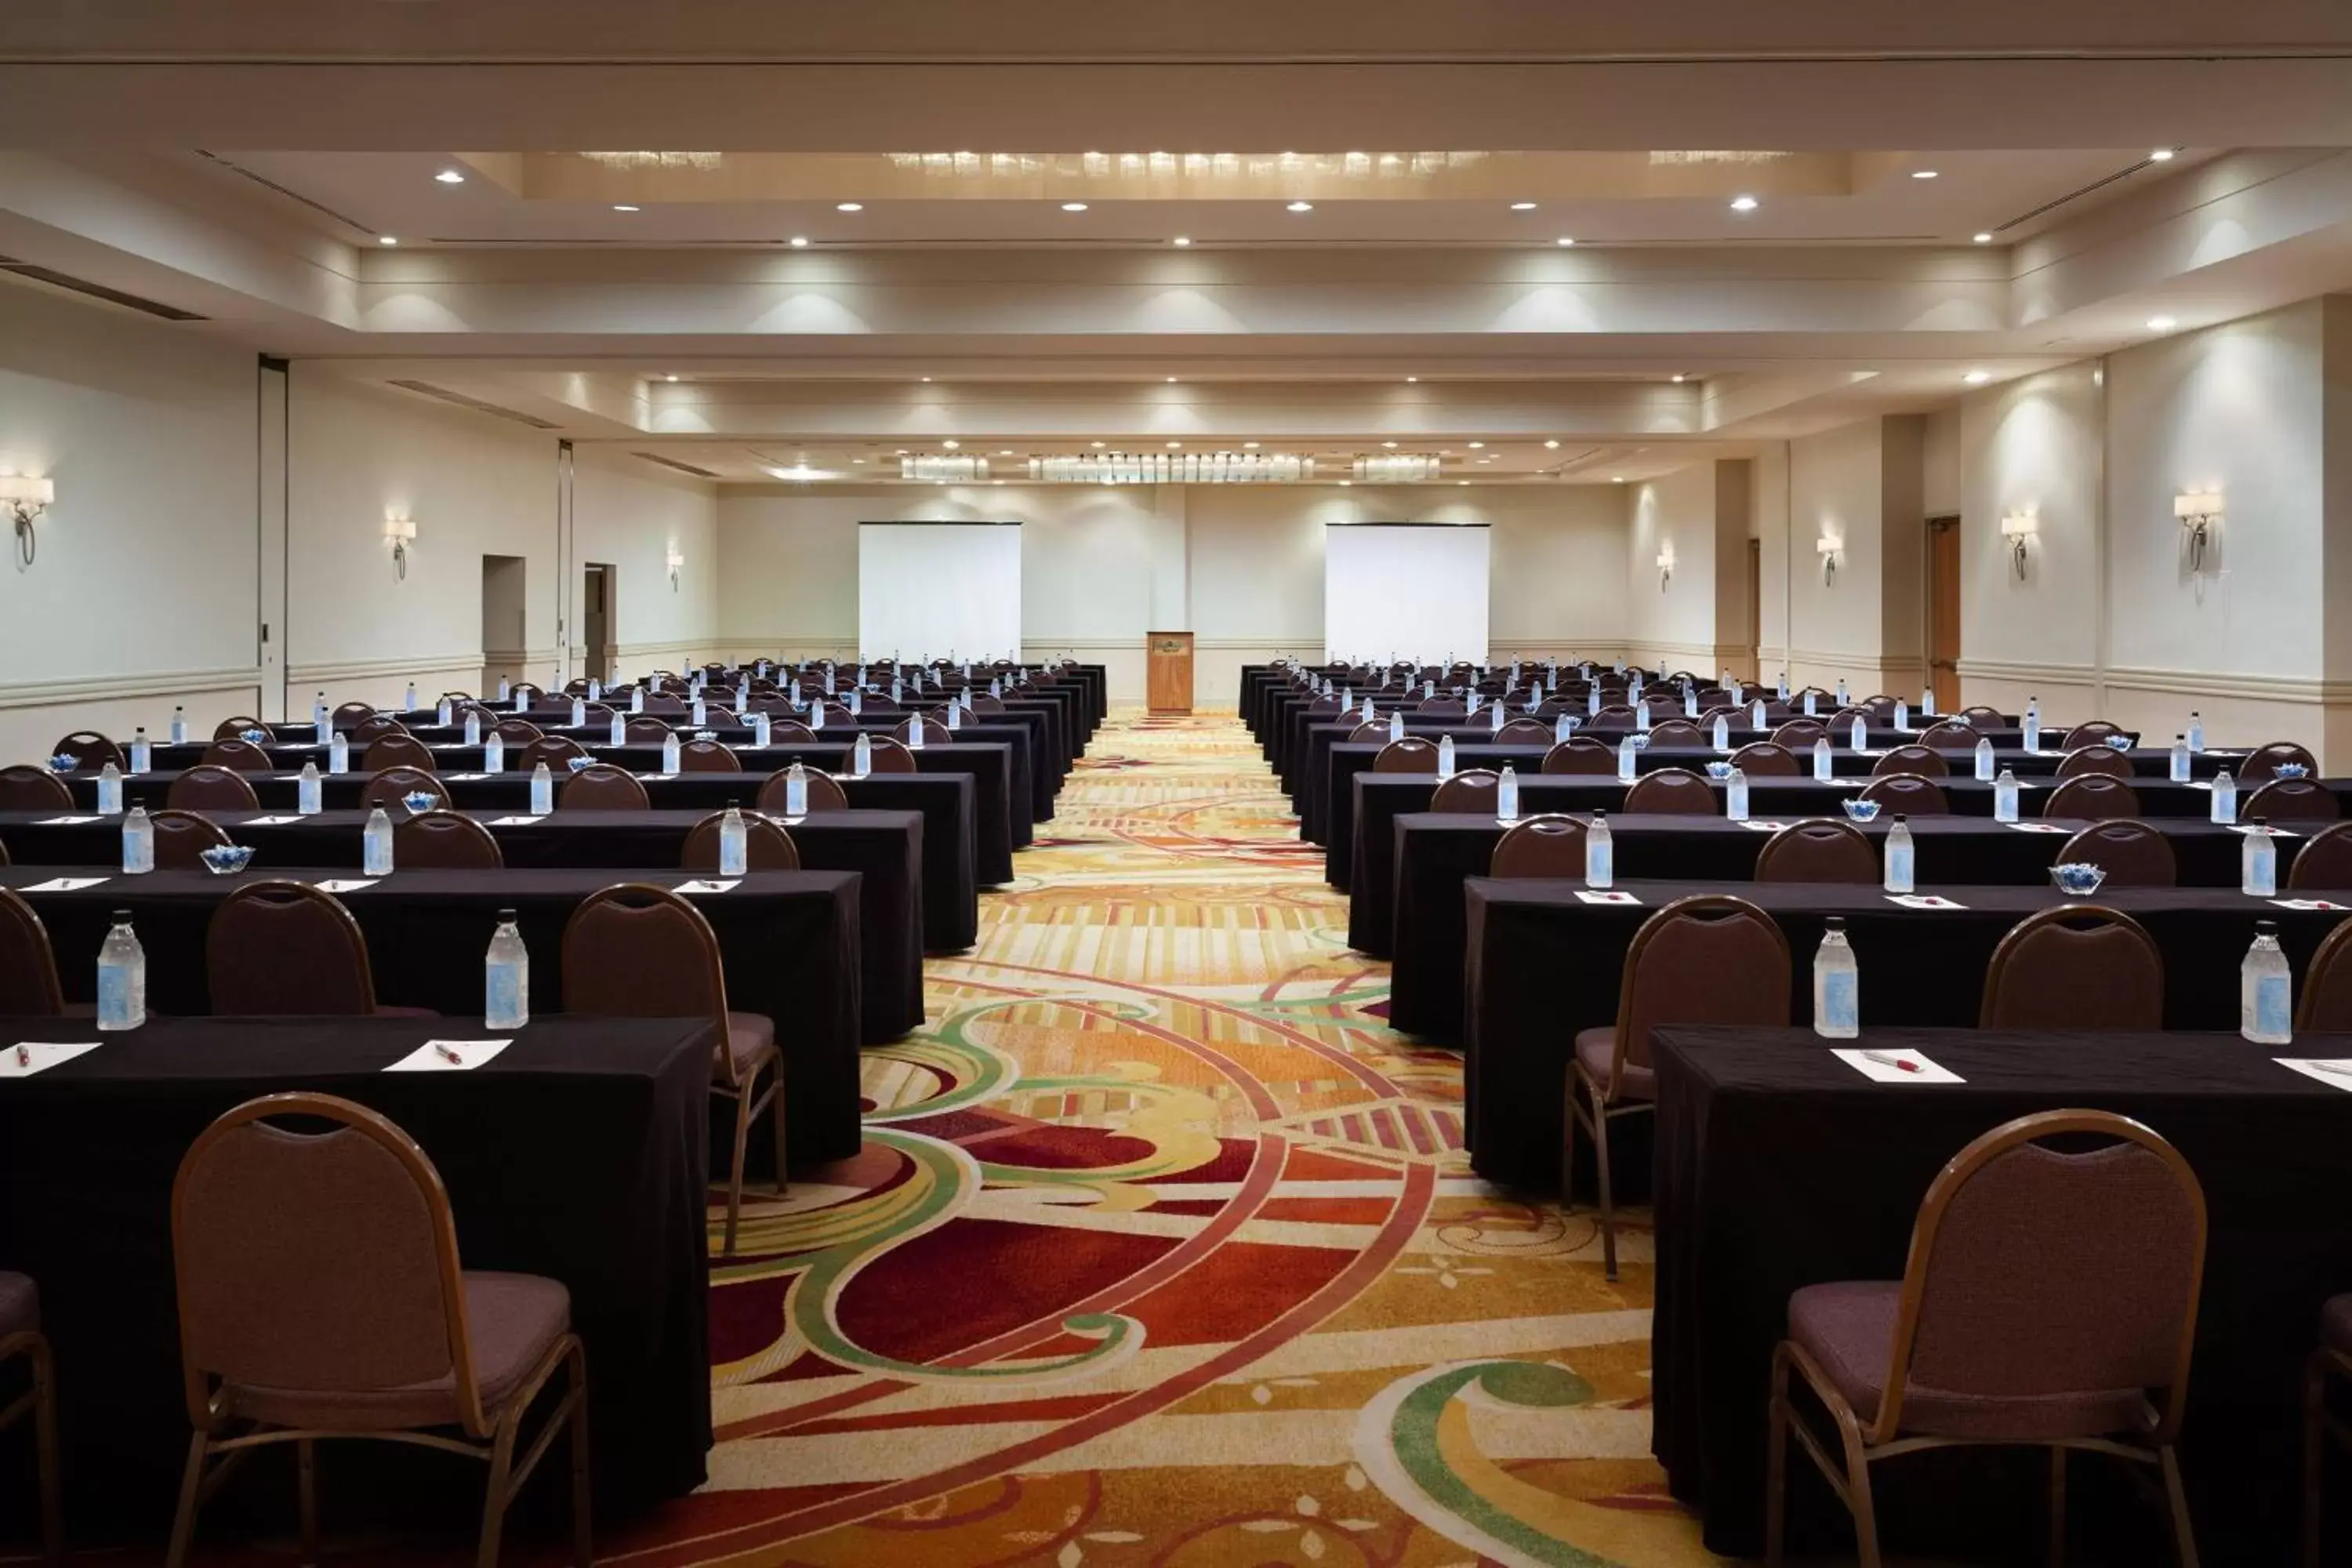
1029,452,1313,484
1353,453,1446,483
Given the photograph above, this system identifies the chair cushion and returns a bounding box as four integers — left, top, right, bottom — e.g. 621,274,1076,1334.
2323,1294,2352,1356
725,1011,777,1073
220,1270,569,1432
1573,1026,1656,1102
0,1271,38,1337
1789,1280,2156,1440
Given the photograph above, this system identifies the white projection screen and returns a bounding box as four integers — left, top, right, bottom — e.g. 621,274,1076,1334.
1323,523,1491,665
858,522,1023,662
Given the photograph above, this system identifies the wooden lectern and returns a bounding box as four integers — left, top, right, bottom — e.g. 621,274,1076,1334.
1147,631,1194,713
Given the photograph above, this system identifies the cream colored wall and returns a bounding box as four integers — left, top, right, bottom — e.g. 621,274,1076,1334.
1785,417,1893,691
572,448,720,677
1625,465,1721,672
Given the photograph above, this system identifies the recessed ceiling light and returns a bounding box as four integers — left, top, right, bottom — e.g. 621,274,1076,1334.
1382,441,1398,448
434,169,466,185
1091,441,1105,448
1459,479,1471,486
1730,195,1759,212
1973,231,1994,244
837,202,863,212
993,479,1006,486
1243,441,1260,448
1171,235,1192,246
1405,376,1418,383
1671,373,1686,383
1612,475,1626,483
1911,170,1940,180
1555,236,1576,247
852,457,866,463
2148,315,2178,332
1165,376,1178,383
665,373,677,382
1510,201,1537,211
942,439,960,449
1061,201,1089,212
1963,369,1991,384
1287,201,1314,213
378,235,398,245
920,376,932,383
1338,479,1352,487
1166,441,1181,448
1467,441,1486,449
2150,148,2177,162
997,449,1014,456
612,205,640,212
1544,439,1561,449
895,448,909,455
788,235,809,247
935,480,946,487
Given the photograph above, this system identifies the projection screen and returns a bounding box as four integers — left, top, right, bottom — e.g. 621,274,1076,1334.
1323,523,1491,665
857,522,1023,662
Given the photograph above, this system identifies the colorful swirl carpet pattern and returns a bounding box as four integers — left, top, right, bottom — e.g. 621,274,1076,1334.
615,713,1714,1568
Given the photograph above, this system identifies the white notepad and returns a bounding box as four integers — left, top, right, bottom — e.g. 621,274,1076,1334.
1733,819,1788,833
2274,898,2350,912
383,1038,511,1073
1886,893,1967,909
2277,1058,2352,1093
2232,824,2300,838
1834,1047,1965,1083
2002,822,2068,834
17,877,108,892
445,772,492,782
1576,889,1640,905
311,879,379,895
485,816,545,827
674,879,742,895
244,815,303,826
0,1042,100,1078
33,815,99,826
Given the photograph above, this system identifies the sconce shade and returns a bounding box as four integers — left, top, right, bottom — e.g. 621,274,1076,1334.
0,475,53,507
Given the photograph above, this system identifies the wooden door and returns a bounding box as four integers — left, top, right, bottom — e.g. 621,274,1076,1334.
1927,516,1962,711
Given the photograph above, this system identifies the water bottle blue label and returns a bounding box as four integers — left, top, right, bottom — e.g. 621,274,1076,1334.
1587,846,1612,884
486,964,524,1025
2256,975,2291,1038
97,964,132,1025
1821,971,1859,1029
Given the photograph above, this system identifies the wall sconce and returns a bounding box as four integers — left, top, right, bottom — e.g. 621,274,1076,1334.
2175,491,2222,572
666,546,685,590
0,474,54,568
1655,543,1675,589
383,515,416,579
1816,533,1842,586
1999,511,2037,579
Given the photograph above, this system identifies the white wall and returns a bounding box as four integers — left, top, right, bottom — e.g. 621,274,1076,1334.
1626,465,1720,671
572,448,720,678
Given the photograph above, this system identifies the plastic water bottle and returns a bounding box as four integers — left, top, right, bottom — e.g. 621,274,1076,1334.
1994,768,2020,823
2169,735,2191,782
437,696,455,727
630,687,645,714
1637,702,1653,734
483,733,505,773
906,716,926,750
96,912,146,1032
1617,735,1640,782
1813,918,1860,1038
129,728,151,775
1587,684,1602,717
363,808,394,875
2212,768,2238,824
785,761,810,816
691,695,707,727
607,711,626,746
1497,764,1520,822
169,706,187,744
809,701,826,731
2243,920,2292,1044
588,677,602,700
853,732,873,778
946,702,963,733
1712,713,1730,751
571,696,586,728
1813,739,1833,781
992,677,1005,699
1555,714,1576,744
1802,690,1818,717
1884,815,1915,893
661,731,681,775
463,710,482,746
328,729,350,775
1585,811,1613,888
1388,710,1406,744
122,806,154,873
1465,691,1480,719
530,762,553,815
296,760,322,815
1893,699,1910,731
485,909,529,1030
313,690,330,735
96,761,123,815
1778,671,1791,701
405,681,419,711
1437,735,1456,779
1726,766,1750,821
719,802,749,875
2024,695,2042,752
1751,698,1767,729
2187,711,2205,753
2243,818,2278,895
1849,715,1868,752
1489,701,1504,734
1360,695,1375,723
753,710,773,747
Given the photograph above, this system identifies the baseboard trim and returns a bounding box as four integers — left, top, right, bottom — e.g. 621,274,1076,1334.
286,653,483,687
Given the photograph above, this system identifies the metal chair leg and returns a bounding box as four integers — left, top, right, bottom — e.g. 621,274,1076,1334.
1560,1065,1579,1214
769,1061,789,1198
475,1410,521,1568
1842,1424,1883,1568
164,1431,209,1568
721,1087,754,1257
1587,1083,1618,1281
567,1342,593,1568
2159,1443,2200,1568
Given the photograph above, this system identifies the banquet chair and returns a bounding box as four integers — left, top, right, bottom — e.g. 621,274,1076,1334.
2063,720,2128,750
677,739,742,774
492,719,543,745
862,736,918,775
562,885,782,1257
1730,742,1802,778
362,734,437,773
199,738,274,775
0,1268,61,1566
700,707,742,729
515,736,587,774
970,694,1007,714
359,768,449,815
2052,821,2177,891
1871,745,1947,779
52,730,123,771
1541,738,1617,775
1918,720,1979,749
2242,778,2341,822
1486,718,1544,745
578,702,616,728
1980,906,2163,1029
1570,895,1789,1279
624,716,673,741
1430,770,1501,813
1412,696,1465,718
151,811,234,869
0,887,66,1016
2242,742,2322,784
1534,697,1576,718
2056,744,2135,781
682,809,800,872
643,693,689,716
2307,1292,2352,1568
167,766,260,812
808,701,856,728
1858,773,1949,814
766,720,818,743
1791,688,1835,712
394,811,504,870
166,1093,590,1568
561,678,591,696
1646,720,1706,747
559,765,650,811
211,716,267,742
0,765,74,811
2288,822,2352,891
1374,738,1439,774
1490,815,1586,879
207,882,429,1018
1772,720,1829,750
349,714,406,746
1766,1109,2204,1568
1591,705,1639,727
1959,705,2007,729
754,769,848,815
2296,920,2352,1033
507,682,543,708
1860,695,1902,720
328,702,375,731
1755,819,1878,884
2045,774,2141,822
1624,768,1719,815
902,717,953,746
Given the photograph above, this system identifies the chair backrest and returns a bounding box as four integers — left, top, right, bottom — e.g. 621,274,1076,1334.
1591,704,1639,727
1771,719,1828,749
212,716,267,742
358,766,449,813
1980,906,2164,1029
2239,741,2321,784
1918,720,1979,749
753,768,849,814
1642,719,1704,746
1489,814,1586,878
677,739,742,773
329,702,376,731
1728,741,1799,778
1872,745,1947,779
515,736,587,774
0,764,74,811
2297,918,2352,1030
1859,1109,2204,1445
2054,820,2176,887
622,715,673,741
492,718,543,744
1346,722,1385,742
1373,737,1438,774
1623,767,1719,815
167,765,261,811
0,887,64,1015
150,809,233,869
1541,737,1616,775
350,714,406,746
2061,720,2126,750
363,734,437,773
969,694,1006,714
205,880,378,1014
1414,697,1465,717
559,764,651,810
862,736,918,775
560,884,733,1073
1428,769,1501,813
2044,773,2140,822
1534,696,1575,717
2053,744,2133,782
681,809,800,871
200,738,274,775
642,693,689,716
2241,778,2339,822
1754,818,1878,884
393,811,504,869
1600,895,1791,1094
53,731,123,770
902,717,953,746
579,702,616,727
172,1093,492,1437
1860,694,1901,719
1494,718,1552,745
1958,705,2006,729
766,720,818,742
2289,820,2352,891
1858,772,1950,814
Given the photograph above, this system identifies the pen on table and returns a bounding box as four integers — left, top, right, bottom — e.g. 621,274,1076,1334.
14,1045,28,1069
1864,1050,1922,1074
435,1044,466,1065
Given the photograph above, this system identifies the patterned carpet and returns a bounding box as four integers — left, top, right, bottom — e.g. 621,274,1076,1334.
610,712,1716,1568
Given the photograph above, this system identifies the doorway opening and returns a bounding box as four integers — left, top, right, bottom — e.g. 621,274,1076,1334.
1926,515,1961,713
583,563,616,685
1743,538,1762,684
481,554,528,694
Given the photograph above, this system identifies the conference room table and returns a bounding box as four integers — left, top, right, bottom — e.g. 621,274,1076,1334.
1649,1024,2352,1564
1458,877,2352,1189
0,808,927,1040
0,1013,716,1525
1380,811,2329,1038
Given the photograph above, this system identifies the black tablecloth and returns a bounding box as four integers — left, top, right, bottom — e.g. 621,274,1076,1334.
0,1014,714,1520
1650,1023,2352,1563
1461,877,2352,1188
1,864,868,1161
1381,811,2308,1038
